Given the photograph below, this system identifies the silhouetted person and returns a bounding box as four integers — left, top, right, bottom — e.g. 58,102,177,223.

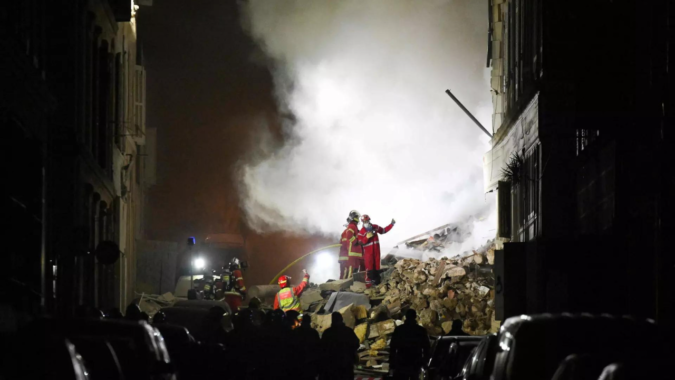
197,306,228,346
107,308,124,319
153,310,167,324
447,319,469,336
229,309,259,379
124,303,142,321
187,289,198,300
259,309,298,380
248,296,266,326
75,305,104,319
321,312,359,380
390,309,431,380
139,311,150,322
295,315,321,380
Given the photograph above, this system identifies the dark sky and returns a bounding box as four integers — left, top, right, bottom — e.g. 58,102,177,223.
139,1,332,285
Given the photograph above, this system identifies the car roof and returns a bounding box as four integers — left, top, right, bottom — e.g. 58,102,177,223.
500,313,657,337
173,300,232,313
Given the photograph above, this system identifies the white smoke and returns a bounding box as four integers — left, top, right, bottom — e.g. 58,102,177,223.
238,0,495,271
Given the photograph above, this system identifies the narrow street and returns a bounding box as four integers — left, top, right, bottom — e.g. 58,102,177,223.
2,1,675,379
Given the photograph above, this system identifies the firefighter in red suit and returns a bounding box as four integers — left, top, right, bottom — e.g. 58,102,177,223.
357,214,395,288
340,210,363,279
223,258,247,311
274,269,310,312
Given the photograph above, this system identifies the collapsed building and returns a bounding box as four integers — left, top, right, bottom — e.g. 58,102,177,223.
296,236,497,374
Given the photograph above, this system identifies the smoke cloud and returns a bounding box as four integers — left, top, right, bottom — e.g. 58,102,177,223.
238,0,495,281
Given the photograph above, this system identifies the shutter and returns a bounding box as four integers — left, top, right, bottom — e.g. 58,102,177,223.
133,65,145,143
498,181,512,238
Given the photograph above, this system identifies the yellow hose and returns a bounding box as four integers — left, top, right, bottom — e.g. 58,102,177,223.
269,244,341,285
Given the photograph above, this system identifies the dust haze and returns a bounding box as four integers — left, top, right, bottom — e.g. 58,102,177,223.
238,0,495,282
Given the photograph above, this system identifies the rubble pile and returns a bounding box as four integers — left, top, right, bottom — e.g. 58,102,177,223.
403,224,473,254
378,252,496,336
303,240,497,374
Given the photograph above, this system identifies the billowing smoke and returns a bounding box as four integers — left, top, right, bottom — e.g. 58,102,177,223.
238,0,494,281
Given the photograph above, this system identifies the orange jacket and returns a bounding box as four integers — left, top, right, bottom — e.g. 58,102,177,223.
273,274,310,310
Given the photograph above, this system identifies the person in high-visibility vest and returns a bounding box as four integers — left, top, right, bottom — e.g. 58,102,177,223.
274,269,310,312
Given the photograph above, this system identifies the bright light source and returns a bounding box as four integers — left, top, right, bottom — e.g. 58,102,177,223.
315,251,332,268
194,257,206,270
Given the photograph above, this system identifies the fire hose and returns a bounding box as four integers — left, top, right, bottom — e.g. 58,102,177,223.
268,244,341,285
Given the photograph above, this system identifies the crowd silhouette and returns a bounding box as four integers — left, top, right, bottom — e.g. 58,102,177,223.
1,299,438,380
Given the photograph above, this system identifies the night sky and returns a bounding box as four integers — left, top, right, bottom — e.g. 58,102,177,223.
139,1,333,285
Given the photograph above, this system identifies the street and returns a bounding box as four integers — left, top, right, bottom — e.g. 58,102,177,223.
2,0,675,379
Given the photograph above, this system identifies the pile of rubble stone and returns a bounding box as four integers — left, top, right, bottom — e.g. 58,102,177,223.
299,240,497,374
402,224,473,254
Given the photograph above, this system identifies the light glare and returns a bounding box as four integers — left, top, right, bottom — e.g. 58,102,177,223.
194,257,206,270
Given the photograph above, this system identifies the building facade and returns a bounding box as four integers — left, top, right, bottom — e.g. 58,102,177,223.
485,0,675,322
1,0,151,324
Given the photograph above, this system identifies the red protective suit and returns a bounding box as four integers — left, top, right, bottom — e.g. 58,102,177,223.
358,223,394,287
340,221,362,279
233,269,246,294
273,273,310,310
224,268,247,311
339,227,350,279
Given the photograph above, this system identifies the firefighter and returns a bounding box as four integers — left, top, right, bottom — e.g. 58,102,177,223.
340,210,362,279
357,214,395,288
223,258,247,311
274,269,310,312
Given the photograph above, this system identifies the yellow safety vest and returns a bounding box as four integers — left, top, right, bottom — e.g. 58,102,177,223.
277,287,301,312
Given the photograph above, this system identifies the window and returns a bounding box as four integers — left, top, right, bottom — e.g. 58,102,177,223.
115,53,125,152
511,143,540,242
576,129,600,156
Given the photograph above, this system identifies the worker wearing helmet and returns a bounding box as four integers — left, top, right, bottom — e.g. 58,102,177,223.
357,214,395,288
223,258,247,311
274,269,310,312
340,210,363,279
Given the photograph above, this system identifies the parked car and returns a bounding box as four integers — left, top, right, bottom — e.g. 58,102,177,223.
26,318,175,380
12,337,89,380
423,335,483,380
490,314,671,380
457,334,498,380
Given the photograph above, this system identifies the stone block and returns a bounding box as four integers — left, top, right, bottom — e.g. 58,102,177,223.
319,278,353,292
300,288,324,311
368,319,396,339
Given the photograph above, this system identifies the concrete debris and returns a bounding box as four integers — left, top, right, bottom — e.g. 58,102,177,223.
370,338,387,350
325,292,371,313
339,303,356,329
300,239,496,372
311,312,333,334
352,305,369,320
368,319,396,339
137,292,178,319
350,281,367,293
319,278,353,292
354,323,368,343
352,271,367,283
300,288,324,311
